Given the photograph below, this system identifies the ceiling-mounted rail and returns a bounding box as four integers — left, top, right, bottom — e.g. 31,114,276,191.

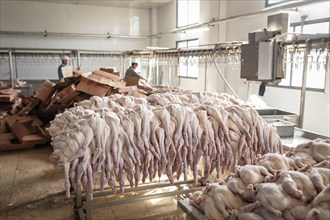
0,30,152,39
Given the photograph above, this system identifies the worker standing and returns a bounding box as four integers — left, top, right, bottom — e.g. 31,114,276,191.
58,56,70,80
125,62,142,78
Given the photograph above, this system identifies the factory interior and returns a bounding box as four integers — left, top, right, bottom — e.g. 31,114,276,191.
0,0,329,219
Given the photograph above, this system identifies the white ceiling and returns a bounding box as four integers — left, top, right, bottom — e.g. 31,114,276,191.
19,0,174,9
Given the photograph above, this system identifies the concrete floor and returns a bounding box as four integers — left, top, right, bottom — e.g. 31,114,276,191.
0,145,186,220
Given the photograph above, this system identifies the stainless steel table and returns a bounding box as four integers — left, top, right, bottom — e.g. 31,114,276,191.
281,128,329,150
178,198,209,220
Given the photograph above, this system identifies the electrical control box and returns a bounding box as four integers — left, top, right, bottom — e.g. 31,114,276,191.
241,41,283,82
240,13,288,83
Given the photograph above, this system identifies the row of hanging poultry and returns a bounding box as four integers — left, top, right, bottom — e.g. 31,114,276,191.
48,90,282,198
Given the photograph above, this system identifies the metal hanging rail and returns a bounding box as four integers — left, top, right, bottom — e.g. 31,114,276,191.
0,30,152,39
1,36,328,88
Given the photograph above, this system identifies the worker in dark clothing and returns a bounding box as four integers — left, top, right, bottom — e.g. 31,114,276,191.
57,56,70,79
125,62,142,78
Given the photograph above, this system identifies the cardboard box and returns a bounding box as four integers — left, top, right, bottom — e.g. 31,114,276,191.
92,70,120,81
73,70,84,76
105,80,126,88
129,90,148,98
0,133,15,140
55,85,79,104
76,76,110,97
100,67,116,73
0,119,9,133
5,115,43,129
61,66,73,78
41,102,66,118
21,134,47,144
12,120,40,142
124,76,140,86
17,98,39,116
0,139,11,145
74,93,92,103
0,89,19,102
100,67,120,77
88,74,126,88
88,74,103,80
11,97,22,114
34,80,55,103
118,86,137,93
0,142,35,151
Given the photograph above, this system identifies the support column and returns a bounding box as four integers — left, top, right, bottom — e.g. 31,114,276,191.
8,50,14,88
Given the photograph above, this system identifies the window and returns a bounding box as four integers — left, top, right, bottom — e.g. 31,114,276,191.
177,0,200,28
291,19,330,34
177,39,199,78
278,19,329,90
266,0,294,7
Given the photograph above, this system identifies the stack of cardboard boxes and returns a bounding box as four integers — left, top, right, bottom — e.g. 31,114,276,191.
0,67,153,151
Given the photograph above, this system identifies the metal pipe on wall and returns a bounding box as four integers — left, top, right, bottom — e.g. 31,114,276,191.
0,48,123,54
76,51,81,70
0,30,151,39
300,15,308,34
8,50,14,88
298,41,311,128
156,56,159,85
204,58,208,92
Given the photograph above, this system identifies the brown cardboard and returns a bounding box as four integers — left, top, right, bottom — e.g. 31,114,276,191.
0,89,18,102
55,85,79,104
92,70,120,81
41,102,66,118
73,70,84,76
22,134,47,144
17,98,39,116
0,139,11,145
100,67,120,76
74,93,92,103
0,133,15,140
11,97,22,114
5,115,43,129
88,74,103,80
118,86,138,93
61,66,73,78
0,142,35,151
100,67,115,73
0,119,9,133
129,90,148,98
124,76,140,86
104,80,126,88
34,80,55,103
12,120,39,142
76,76,110,97
88,75,126,88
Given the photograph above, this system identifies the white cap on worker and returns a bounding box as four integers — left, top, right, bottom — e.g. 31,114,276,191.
61,55,70,61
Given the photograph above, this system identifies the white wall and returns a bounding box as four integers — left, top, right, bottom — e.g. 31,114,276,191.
0,0,151,80
223,1,330,136
0,0,150,51
156,0,329,136
157,0,225,93
1,0,329,135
